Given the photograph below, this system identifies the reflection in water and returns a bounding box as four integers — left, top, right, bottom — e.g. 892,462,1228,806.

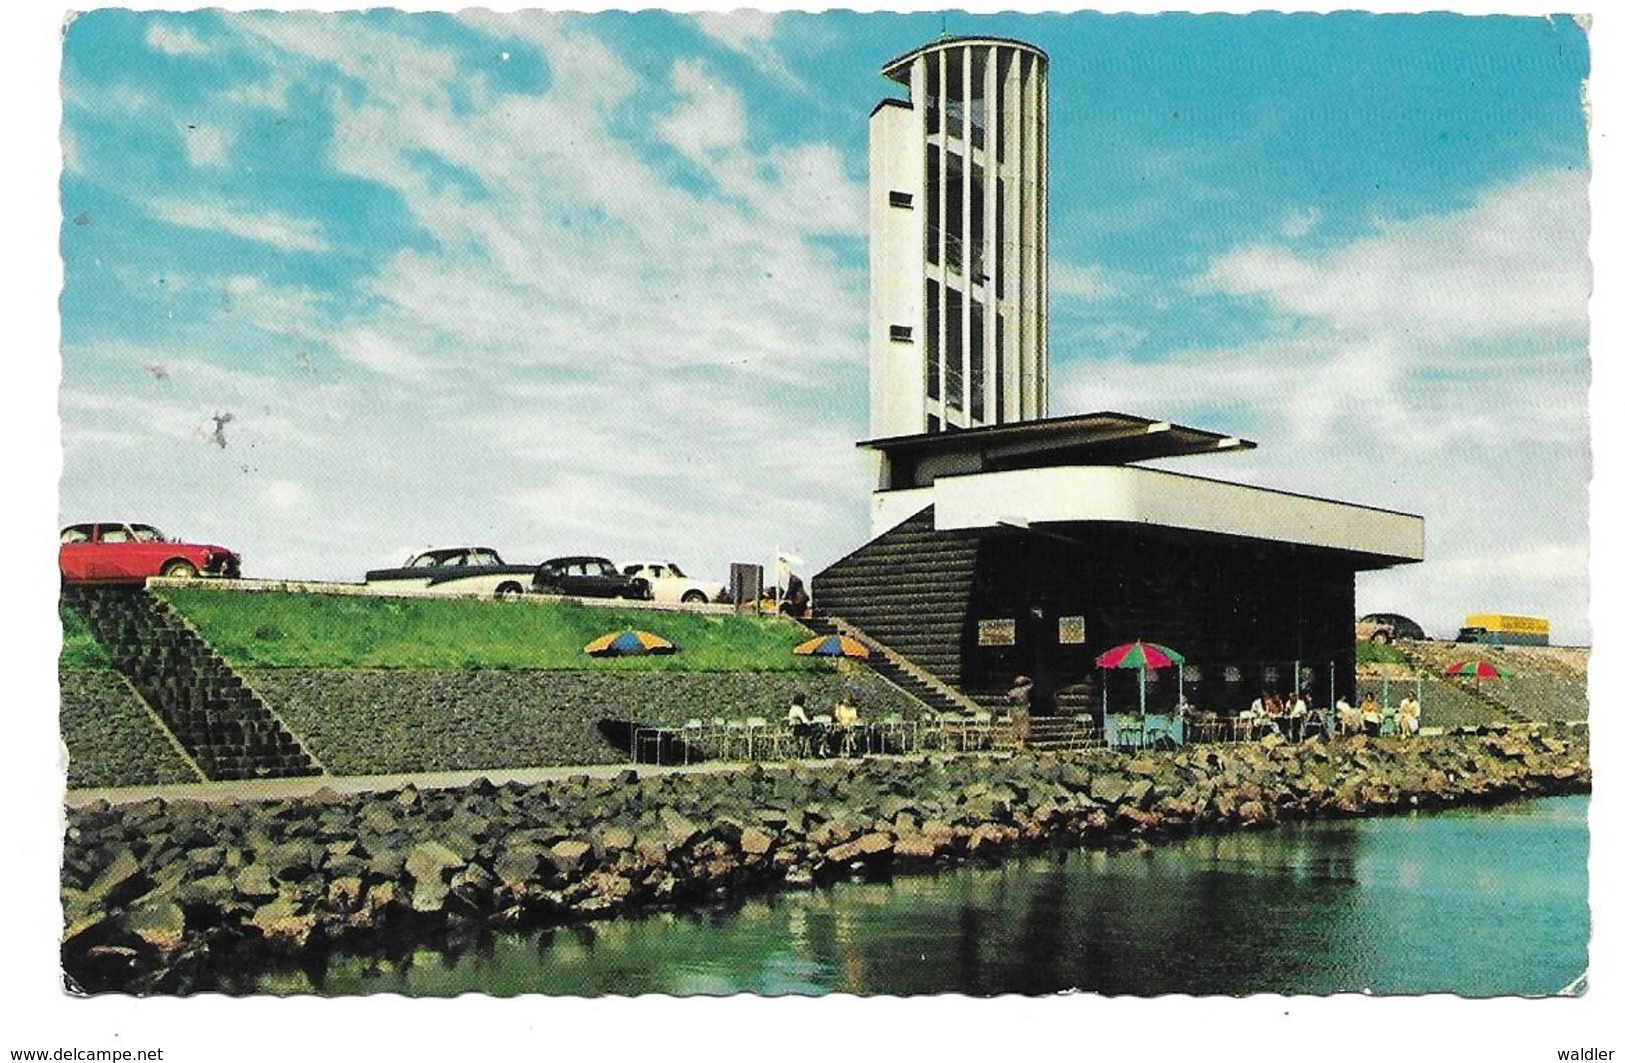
260,796,1586,997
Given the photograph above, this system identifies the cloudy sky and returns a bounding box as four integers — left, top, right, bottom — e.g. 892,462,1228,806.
58,10,1591,641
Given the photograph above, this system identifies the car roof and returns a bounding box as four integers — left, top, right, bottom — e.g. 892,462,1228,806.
542,555,613,565
416,547,498,558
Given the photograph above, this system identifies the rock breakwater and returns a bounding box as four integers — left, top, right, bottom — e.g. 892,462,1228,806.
61,723,1588,994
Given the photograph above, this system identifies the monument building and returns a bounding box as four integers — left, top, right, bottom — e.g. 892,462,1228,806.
814,37,1424,717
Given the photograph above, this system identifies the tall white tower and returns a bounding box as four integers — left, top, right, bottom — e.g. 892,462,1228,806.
869,37,1049,440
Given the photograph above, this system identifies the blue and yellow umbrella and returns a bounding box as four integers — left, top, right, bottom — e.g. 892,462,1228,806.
792,634,870,659
584,629,678,657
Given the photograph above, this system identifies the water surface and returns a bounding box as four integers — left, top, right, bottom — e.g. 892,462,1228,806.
258,795,1589,997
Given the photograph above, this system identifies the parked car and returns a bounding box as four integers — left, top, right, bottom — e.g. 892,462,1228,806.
621,561,726,605
59,522,241,584
365,547,537,600
533,556,652,600
1357,612,1427,644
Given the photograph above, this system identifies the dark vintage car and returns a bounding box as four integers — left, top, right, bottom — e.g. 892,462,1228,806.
1357,612,1427,643
59,522,241,584
532,556,652,600
364,547,537,600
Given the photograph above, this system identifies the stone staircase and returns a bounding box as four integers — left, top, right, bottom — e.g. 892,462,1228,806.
61,586,321,781
811,507,981,688
799,615,988,720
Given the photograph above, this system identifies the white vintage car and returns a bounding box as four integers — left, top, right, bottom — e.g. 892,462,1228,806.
621,561,726,605
365,547,537,600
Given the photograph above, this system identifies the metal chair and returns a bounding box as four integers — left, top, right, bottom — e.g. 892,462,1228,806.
681,718,706,764
744,716,769,759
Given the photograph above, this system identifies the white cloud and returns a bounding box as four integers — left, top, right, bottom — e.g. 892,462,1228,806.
1051,262,1118,300
659,59,748,164
1280,206,1320,239
183,124,230,167
1057,167,1591,642
259,480,308,512
1203,168,1589,348
146,23,208,56
146,198,330,253
692,12,807,94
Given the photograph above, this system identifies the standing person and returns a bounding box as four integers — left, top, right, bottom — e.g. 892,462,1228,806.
1007,675,1034,753
781,574,810,619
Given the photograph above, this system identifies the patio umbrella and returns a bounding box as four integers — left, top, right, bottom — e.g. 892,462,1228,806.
1444,659,1506,679
792,633,870,659
584,629,678,657
1095,640,1186,714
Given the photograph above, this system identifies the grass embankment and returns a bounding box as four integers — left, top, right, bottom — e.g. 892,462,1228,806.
1356,640,1410,666
59,605,111,670
157,588,834,672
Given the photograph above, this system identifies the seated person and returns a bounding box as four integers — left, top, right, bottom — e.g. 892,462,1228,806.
832,694,860,756
786,692,817,756
1360,693,1383,736
1397,695,1421,737
1335,695,1360,736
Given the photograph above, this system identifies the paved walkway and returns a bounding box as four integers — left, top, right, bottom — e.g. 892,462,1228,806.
62,759,744,810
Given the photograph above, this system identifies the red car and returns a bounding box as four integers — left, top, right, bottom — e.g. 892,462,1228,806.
59,522,242,584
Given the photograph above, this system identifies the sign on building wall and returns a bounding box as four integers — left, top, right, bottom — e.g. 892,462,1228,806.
1058,615,1087,644
978,618,1016,646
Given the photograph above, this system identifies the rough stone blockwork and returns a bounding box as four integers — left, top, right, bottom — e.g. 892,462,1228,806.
61,588,319,781
59,671,200,789
61,723,1588,994
247,669,920,775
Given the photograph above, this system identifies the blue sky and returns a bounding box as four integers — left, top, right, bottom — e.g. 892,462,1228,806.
57,9,1591,641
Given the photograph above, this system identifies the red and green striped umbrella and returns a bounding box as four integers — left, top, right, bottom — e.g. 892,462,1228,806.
1095,641,1186,670
584,629,678,657
1445,659,1507,680
1095,641,1186,716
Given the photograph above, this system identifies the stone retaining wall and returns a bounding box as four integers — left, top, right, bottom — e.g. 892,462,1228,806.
59,670,200,789
246,669,921,776
61,723,1588,994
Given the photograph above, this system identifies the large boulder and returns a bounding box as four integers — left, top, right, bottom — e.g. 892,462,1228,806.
405,841,466,912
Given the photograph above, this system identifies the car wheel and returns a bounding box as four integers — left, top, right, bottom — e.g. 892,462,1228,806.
1371,631,1390,645
496,583,524,601
162,560,198,579
681,590,708,604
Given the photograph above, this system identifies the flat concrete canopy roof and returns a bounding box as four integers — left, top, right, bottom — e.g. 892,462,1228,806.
926,465,1425,569
857,411,1258,470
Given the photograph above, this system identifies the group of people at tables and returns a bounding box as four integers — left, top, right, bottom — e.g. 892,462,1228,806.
1231,689,1421,740
785,691,867,757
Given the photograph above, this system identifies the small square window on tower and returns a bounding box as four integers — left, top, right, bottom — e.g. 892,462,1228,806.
889,324,914,343
888,190,914,208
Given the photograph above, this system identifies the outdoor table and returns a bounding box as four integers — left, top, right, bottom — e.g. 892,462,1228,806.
1104,713,1146,750
1141,712,1185,748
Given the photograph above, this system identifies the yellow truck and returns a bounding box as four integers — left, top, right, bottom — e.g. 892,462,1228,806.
1456,613,1550,646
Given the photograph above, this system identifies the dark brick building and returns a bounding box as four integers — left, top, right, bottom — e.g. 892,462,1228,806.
813,413,1423,716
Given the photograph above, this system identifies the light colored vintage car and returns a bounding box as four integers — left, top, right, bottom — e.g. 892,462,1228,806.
364,547,536,600
621,561,726,605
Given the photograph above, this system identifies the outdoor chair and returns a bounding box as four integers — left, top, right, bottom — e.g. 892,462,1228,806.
709,717,731,759
681,718,706,764
1114,714,1145,751
744,716,771,759
877,713,908,754
914,712,943,752
725,719,748,759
